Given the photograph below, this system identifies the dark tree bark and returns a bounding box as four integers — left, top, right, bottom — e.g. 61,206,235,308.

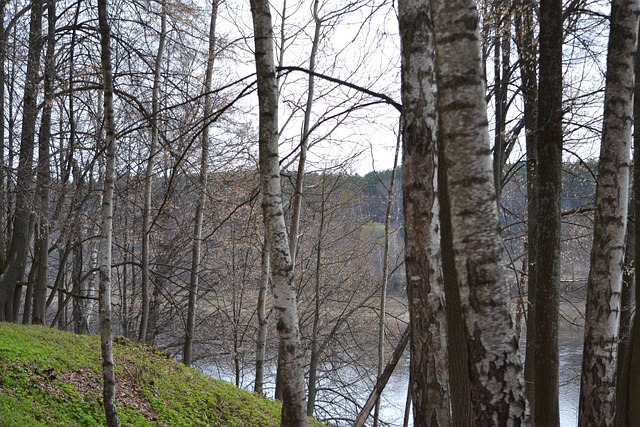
491,0,512,202
515,0,539,416
0,0,44,322
32,0,56,325
615,192,635,427
183,0,218,366
139,0,167,344
0,0,7,271
533,0,563,424
615,17,640,427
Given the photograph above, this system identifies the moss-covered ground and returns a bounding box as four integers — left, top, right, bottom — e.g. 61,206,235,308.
0,323,325,427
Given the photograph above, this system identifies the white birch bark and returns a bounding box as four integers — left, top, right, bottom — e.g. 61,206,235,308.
578,1,639,425
397,0,451,423
249,0,307,423
430,0,528,423
97,0,119,424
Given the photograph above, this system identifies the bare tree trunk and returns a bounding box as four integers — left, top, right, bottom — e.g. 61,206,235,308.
515,0,539,416
23,261,37,324
372,135,400,427
0,0,44,322
491,0,511,202
32,0,56,325
615,193,635,427
578,1,638,425
430,0,528,423
66,0,86,335
399,6,453,423
306,175,325,417
615,18,640,427
254,237,269,395
183,0,218,366
0,0,7,270
139,0,167,344
288,0,320,265
72,226,88,334
398,0,452,421
533,0,563,424
97,0,120,424
250,0,307,423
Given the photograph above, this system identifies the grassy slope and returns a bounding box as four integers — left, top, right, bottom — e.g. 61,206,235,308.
0,323,323,427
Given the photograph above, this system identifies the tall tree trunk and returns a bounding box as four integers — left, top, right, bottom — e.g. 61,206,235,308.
491,0,511,202
306,175,325,417
398,0,451,422
183,0,218,366
615,17,640,427
97,0,120,424
0,0,44,321
515,0,539,416
614,193,635,427
288,0,320,266
578,1,638,425
0,0,7,270
430,0,528,423
533,0,563,424
72,225,88,334
250,0,307,423
67,0,86,335
373,138,400,427
32,0,56,325
139,0,167,344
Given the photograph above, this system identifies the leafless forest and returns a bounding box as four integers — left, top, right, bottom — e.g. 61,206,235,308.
0,0,638,426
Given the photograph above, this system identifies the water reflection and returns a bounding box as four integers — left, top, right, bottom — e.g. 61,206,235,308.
203,321,586,426
558,323,583,427
376,322,584,427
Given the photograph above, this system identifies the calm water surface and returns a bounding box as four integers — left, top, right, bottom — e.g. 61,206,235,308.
377,323,584,427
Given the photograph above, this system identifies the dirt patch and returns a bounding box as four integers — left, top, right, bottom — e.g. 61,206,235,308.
27,362,159,422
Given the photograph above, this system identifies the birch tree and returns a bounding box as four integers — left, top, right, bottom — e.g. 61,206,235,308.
97,0,120,423
397,0,451,423
249,0,307,423
579,1,639,425
430,0,528,423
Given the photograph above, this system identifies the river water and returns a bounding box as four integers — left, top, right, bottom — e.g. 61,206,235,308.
205,322,585,426
375,322,584,427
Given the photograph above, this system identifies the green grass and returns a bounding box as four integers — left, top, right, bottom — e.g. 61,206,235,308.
0,323,325,427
